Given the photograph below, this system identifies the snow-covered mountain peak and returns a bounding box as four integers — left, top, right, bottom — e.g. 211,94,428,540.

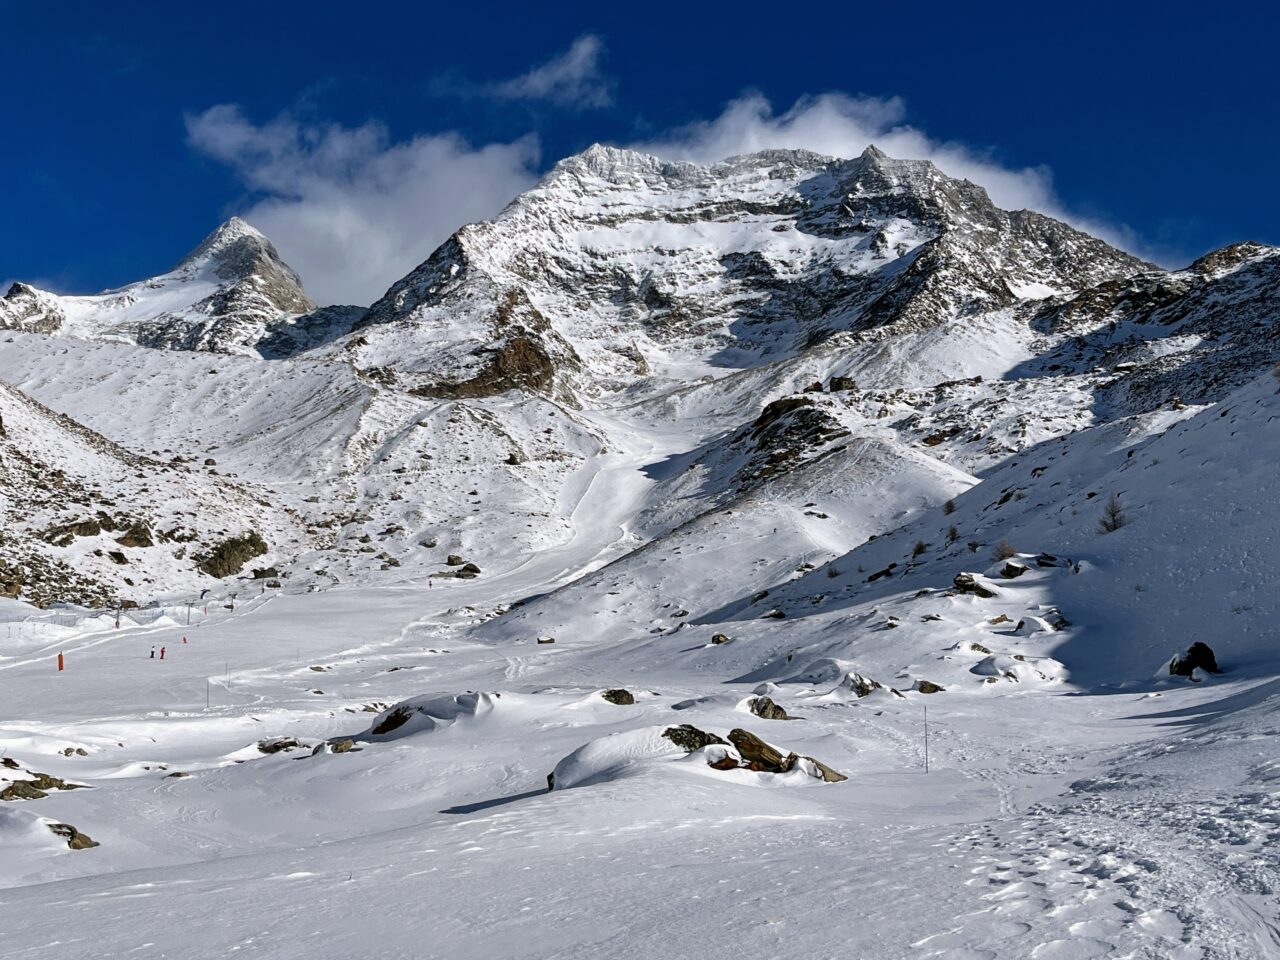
169,216,312,307
548,143,700,186
174,216,275,276
0,217,350,355
344,145,1153,400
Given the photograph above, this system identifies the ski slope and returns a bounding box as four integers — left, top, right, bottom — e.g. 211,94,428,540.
3,372,1279,958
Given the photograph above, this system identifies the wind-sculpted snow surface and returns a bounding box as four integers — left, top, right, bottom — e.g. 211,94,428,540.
0,144,1279,957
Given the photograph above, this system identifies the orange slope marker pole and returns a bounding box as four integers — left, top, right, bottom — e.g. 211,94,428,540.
57,652,64,672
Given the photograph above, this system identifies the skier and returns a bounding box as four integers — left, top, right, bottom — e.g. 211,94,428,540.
159,646,166,660
150,646,155,659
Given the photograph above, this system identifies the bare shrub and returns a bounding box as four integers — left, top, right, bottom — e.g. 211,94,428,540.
992,539,1017,560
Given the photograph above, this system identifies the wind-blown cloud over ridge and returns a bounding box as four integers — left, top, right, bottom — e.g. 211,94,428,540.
186,105,541,305
187,91,1154,306
634,93,1145,256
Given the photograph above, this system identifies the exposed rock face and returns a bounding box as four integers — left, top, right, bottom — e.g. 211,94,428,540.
196,531,268,578
1026,243,1280,415
0,282,65,333
1169,641,1222,677
115,522,153,548
601,689,635,705
403,290,579,401
1,779,50,801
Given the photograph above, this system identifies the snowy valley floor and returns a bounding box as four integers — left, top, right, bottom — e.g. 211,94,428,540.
1,575,1277,960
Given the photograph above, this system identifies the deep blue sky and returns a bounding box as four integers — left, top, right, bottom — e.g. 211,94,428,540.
3,2,1277,300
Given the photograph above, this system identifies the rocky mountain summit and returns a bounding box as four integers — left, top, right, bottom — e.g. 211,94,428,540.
340,144,1152,399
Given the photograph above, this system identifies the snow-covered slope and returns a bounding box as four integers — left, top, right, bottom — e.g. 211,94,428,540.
0,379,304,606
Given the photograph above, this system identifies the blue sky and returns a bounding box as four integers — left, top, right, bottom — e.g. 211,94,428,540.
2,2,1276,304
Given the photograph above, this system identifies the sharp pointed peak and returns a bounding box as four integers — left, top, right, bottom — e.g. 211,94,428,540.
200,216,268,248
860,143,888,162
175,217,278,273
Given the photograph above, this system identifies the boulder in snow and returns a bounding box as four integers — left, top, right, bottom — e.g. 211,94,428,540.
662,725,727,752
953,572,998,598
1168,641,1221,678
367,692,497,739
747,696,790,720
47,821,98,850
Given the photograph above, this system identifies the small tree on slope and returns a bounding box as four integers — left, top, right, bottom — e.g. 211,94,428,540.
1098,493,1127,534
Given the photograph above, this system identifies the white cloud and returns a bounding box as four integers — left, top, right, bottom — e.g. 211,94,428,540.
186,105,541,305
634,93,1149,259
487,34,612,109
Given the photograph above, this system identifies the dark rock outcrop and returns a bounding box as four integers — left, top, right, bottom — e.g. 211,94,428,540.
662,725,728,752
256,737,302,754
196,531,268,578
1169,641,1222,677
953,572,998,598
748,696,790,720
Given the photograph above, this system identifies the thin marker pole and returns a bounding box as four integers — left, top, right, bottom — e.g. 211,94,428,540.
924,703,929,774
